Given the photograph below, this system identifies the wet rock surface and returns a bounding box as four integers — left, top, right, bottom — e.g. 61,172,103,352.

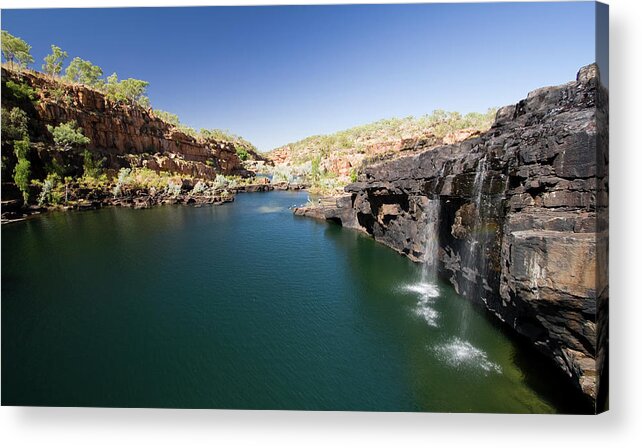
294,64,608,405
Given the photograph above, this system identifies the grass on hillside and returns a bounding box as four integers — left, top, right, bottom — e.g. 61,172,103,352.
269,109,497,164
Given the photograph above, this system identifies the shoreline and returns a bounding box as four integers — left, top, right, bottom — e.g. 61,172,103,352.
1,181,310,225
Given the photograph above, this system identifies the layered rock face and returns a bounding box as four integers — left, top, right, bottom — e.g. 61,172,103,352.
295,64,608,406
2,68,248,179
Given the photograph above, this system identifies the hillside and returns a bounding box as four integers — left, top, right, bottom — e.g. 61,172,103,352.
264,109,496,193
1,63,266,218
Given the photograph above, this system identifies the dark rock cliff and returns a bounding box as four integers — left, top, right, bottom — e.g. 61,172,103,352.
295,64,608,406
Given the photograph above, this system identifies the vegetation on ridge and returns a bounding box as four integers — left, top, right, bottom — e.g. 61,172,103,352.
1,30,257,154
270,109,497,164
265,109,497,195
1,30,263,212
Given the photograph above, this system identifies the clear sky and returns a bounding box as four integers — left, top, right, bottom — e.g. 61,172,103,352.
1,3,597,151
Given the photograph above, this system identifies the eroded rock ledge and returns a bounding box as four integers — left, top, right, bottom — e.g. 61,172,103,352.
294,64,608,406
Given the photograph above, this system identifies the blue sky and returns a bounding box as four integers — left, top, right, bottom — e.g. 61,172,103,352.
1,3,597,151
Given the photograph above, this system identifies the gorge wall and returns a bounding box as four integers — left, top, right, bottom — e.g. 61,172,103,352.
295,64,608,407
1,67,248,180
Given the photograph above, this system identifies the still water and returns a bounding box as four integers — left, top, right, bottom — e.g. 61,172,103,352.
2,191,587,412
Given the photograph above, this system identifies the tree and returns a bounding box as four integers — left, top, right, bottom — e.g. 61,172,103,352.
47,121,91,152
235,146,249,161
104,73,150,107
1,107,28,143
13,137,31,203
14,158,31,203
42,45,68,77
63,57,103,87
310,156,321,183
153,109,180,126
82,149,105,178
120,78,150,107
1,30,33,68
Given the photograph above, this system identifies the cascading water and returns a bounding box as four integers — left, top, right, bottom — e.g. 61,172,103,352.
397,161,502,375
421,198,441,283
405,198,441,327
457,156,489,335
462,156,490,297
433,155,502,375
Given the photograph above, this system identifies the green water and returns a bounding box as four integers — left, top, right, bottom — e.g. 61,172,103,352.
2,191,588,412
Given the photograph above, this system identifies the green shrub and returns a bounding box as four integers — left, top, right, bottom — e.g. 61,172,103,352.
214,174,229,189
310,156,321,183
82,149,105,178
12,137,32,203
236,146,249,161
191,181,207,195
48,86,71,103
47,121,91,152
5,80,37,102
42,45,68,77
35,173,64,206
200,128,258,155
104,73,150,107
13,137,30,159
63,57,103,87
1,30,33,68
112,168,131,198
13,157,31,203
177,125,198,138
166,179,182,197
1,107,29,142
153,109,180,126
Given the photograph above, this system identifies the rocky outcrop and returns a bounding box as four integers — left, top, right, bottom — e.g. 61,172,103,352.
294,64,608,408
1,67,248,179
267,128,484,182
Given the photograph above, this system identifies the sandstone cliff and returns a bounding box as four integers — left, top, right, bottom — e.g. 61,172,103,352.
295,64,608,407
1,67,249,179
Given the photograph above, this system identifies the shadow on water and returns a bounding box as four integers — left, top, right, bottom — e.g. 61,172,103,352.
320,221,593,414
501,326,594,414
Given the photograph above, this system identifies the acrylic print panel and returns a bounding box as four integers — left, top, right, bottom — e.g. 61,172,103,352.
0,2,608,414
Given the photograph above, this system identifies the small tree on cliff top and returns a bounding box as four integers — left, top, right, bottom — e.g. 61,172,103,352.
42,45,68,77
63,57,103,87
104,73,150,107
153,109,180,126
1,30,34,69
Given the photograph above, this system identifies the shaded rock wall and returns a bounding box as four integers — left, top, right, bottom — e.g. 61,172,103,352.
296,64,608,406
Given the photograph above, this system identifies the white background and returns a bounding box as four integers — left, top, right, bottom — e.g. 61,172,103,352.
1,0,639,446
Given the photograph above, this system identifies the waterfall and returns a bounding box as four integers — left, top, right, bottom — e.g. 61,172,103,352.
405,198,441,326
457,156,490,336
433,156,502,375
461,156,489,294
421,198,441,283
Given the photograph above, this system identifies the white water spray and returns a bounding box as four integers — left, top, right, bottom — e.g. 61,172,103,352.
403,198,441,327
434,156,501,375
433,337,502,374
